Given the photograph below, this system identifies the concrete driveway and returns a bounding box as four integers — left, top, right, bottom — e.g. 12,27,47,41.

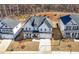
39,39,51,52
0,39,12,52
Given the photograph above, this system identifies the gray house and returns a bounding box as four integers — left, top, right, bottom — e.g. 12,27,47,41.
58,14,79,39
0,17,22,39
23,16,53,39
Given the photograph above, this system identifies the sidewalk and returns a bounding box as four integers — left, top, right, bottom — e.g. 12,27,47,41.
0,39,12,53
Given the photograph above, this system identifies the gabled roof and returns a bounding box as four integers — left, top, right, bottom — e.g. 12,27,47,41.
31,16,46,27
60,14,79,25
0,17,19,28
25,16,52,28
60,15,72,25
0,18,3,28
45,18,52,28
23,16,52,28
70,14,79,25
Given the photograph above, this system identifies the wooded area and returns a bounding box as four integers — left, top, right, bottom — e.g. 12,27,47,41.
0,4,79,17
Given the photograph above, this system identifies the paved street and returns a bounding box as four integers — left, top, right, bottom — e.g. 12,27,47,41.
0,39,12,52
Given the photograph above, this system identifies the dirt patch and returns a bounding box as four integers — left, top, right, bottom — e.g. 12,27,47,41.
51,39,79,52
7,39,39,51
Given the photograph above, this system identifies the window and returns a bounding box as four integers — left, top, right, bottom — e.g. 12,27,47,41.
72,32,77,38
27,34,28,36
66,26,71,30
65,32,71,38
45,28,46,31
72,26,79,30
1,22,3,24
78,26,79,30
5,25,7,27
40,28,42,31
26,28,27,30
29,28,31,30
66,32,70,35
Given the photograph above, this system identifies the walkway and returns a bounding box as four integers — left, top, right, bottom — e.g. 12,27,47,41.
39,39,51,53
0,39,12,53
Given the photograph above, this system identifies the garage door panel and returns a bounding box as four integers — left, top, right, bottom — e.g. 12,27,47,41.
39,33,52,39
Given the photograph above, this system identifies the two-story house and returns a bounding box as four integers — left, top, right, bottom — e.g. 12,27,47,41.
58,14,79,39
23,15,53,39
0,17,22,39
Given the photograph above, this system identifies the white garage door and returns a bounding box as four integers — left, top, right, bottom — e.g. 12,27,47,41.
39,33,52,39
2,34,13,39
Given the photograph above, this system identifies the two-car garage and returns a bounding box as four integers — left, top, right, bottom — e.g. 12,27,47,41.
39,33,52,39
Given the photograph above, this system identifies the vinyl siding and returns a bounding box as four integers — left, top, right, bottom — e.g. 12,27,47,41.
39,21,52,32
13,23,22,34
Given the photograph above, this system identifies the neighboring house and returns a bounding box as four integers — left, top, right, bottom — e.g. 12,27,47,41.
58,14,79,39
23,16,53,39
0,17,22,39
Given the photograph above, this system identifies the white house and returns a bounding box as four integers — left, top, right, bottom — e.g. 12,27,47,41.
23,15,53,39
58,14,79,39
0,17,22,39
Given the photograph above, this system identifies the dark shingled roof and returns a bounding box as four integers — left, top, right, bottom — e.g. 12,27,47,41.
60,15,72,25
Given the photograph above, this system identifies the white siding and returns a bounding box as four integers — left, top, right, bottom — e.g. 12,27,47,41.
23,33,26,38
39,22,52,32
13,23,22,34
46,18,53,27
0,22,3,27
58,19,65,31
24,21,34,31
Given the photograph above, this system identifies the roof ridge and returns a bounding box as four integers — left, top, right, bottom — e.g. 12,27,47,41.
38,17,46,28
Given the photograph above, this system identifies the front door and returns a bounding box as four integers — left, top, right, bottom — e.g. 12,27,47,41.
33,33,38,38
